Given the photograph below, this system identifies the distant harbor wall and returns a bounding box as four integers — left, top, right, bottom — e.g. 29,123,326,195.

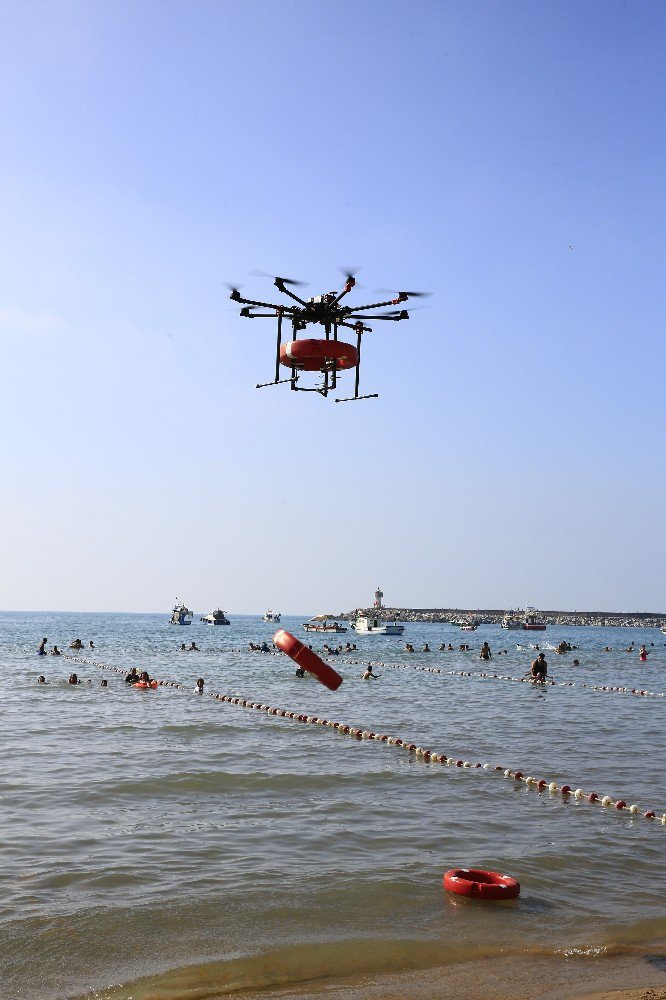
341,608,665,628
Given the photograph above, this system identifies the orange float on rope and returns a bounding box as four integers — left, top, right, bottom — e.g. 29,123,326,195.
279,339,358,372
443,868,520,900
273,630,343,691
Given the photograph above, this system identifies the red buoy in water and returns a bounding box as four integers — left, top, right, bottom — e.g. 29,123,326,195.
443,868,520,900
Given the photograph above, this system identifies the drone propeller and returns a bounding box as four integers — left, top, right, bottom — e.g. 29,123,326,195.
249,269,309,287
374,287,432,299
337,265,361,283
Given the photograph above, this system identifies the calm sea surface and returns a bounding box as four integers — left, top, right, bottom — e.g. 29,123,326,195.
1,612,664,999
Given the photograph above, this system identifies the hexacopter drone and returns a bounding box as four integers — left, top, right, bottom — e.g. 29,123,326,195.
228,270,428,402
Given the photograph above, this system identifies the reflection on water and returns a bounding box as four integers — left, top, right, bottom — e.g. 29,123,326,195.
0,612,664,999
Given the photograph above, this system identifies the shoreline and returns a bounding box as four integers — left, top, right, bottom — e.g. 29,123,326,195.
73,951,666,1000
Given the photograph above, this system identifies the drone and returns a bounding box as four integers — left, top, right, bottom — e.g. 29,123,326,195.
228,270,428,402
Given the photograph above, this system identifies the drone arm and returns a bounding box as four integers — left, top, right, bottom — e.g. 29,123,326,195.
332,275,356,305
342,296,405,313
275,279,308,307
345,311,410,321
233,292,297,312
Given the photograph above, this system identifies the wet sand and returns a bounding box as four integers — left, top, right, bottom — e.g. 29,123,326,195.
81,952,666,1000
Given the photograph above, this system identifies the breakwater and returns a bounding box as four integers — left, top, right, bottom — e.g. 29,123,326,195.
341,608,666,628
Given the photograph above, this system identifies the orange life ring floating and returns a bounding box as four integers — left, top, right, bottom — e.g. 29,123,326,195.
273,629,343,691
279,339,358,372
443,868,520,900
133,680,158,690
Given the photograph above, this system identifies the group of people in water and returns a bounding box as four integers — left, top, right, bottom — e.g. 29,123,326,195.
38,637,94,656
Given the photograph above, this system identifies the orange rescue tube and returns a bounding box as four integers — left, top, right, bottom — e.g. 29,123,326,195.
279,339,358,372
273,629,343,691
133,680,158,690
443,868,520,900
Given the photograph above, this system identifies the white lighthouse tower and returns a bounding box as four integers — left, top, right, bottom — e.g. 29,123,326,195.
374,586,383,610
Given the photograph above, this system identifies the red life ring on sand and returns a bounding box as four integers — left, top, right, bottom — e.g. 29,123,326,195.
279,339,358,372
443,868,520,900
273,630,343,691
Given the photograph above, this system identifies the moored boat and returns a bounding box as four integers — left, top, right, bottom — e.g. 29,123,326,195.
350,614,404,635
522,607,546,631
501,613,523,629
262,610,281,623
170,601,193,625
200,609,230,625
303,615,347,633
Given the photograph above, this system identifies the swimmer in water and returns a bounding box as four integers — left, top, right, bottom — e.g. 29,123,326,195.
38,637,48,656
362,665,380,679
295,666,306,677
530,653,547,684
190,641,199,651
180,643,186,651
70,639,84,650
639,645,648,661
51,645,61,656
422,643,430,653
68,673,80,685
573,658,580,666
37,675,46,684
194,677,204,694
89,640,95,649
100,679,108,687
125,667,139,684
479,642,491,661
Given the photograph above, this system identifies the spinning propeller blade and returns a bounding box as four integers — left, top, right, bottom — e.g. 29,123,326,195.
249,269,309,287
374,287,432,299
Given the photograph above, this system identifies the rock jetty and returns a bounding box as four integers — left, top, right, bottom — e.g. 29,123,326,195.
339,608,665,628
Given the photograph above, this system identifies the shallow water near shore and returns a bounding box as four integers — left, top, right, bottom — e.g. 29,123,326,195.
1,612,664,999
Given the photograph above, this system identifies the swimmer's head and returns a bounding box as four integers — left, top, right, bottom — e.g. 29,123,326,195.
100,679,108,687
37,675,46,683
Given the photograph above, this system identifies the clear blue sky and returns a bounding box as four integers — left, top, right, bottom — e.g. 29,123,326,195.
0,0,664,614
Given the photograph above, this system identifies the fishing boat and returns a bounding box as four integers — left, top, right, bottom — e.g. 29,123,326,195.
501,613,523,629
349,614,404,636
522,607,547,631
262,610,281,623
169,601,193,625
200,609,230,625
303,615,347,634
460,621,477,632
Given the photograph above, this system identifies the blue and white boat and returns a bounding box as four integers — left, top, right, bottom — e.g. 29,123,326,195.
169,600,193,625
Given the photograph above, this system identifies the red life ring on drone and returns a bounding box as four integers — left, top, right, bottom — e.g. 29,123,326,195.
273,629,343,691
443,868,520,900
279,339,358,372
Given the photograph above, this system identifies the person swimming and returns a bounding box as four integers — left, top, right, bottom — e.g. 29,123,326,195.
89,640,95,649
194,677,204,694
479,642,491,661
639,646,648,661
362,665,380,679
125,667,139,683
38,637,48,656
422,643,430,653
100,679,108,687
37,675,46,684
295,666,306,677
68,673,80,685
70,639,84,650
51,645,61,656
530,653,547,683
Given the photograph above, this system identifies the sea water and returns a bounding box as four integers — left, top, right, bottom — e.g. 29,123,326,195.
0,612,664,999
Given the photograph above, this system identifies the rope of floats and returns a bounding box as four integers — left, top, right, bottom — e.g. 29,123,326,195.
63,655,666,827
323,656,666,700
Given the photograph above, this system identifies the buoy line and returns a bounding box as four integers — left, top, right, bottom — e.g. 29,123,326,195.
322,656,666,701
62,655,666,827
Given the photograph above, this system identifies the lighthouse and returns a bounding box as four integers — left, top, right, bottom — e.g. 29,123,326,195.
374,587,383,610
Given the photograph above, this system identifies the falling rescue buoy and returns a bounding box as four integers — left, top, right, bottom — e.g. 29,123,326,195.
273,629,343,690
443,868,520,900
279,339,358,372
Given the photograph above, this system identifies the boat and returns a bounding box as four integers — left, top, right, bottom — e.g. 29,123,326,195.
169,600,193,625
200,609,230,625
349,614,404,636
262,610,281,623
303,615,347,634
460,622,477,632
522,606,547,631
661,624,666,634
501,613,523,630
